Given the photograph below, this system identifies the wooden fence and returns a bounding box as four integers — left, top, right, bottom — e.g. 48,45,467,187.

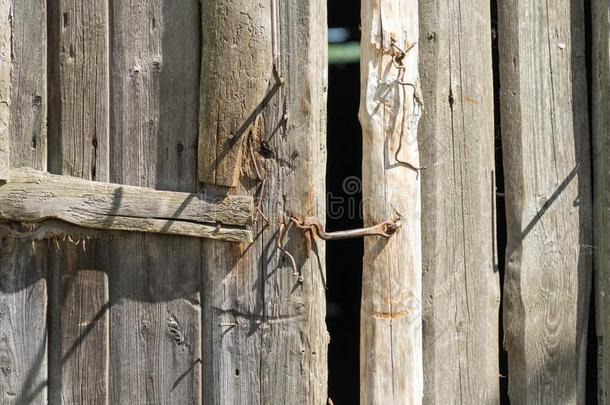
0,0,609,404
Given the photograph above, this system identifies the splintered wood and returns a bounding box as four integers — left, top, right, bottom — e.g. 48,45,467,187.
0,168,253,242
359,1,423,404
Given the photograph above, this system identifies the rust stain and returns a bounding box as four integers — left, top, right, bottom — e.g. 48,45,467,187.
463,96,480,105
370,310,411,320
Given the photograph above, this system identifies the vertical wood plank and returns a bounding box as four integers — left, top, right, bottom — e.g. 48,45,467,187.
9,0,47,170
498,1,592,403
0,1,48,403
359,1,423,403
0,0,9,181
109,1,202,403
593,0,610,403
419,0,500,403
201,0,329,404
46,0,110,403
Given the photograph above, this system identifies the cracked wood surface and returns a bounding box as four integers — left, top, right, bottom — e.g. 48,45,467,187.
201,0,329,404
593,0,610,403
198,0,273,187
420,0,500,403
0,1,48,402
359,1,423,403
499,1,592,403
0,168,253,242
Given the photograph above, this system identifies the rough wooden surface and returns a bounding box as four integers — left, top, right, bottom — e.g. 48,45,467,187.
201,0,329,403
0,1,48,403
46,1,111,401
9,0,46,170
108,1,203,403
498,1,592,403
359,1,422,403
0,0,9,181
0,168,253,242
419,0,500,403
593,0,610,403
199,0,273,187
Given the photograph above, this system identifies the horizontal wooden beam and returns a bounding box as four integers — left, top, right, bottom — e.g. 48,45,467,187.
0,168,253,242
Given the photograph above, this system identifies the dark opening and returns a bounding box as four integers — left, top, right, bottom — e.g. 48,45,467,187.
326,1,362,403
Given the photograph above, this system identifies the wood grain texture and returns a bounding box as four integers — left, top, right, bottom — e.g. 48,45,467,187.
419,0,500,403
48,0,109,180
46,2,109,402
9,0,46,170
108,1,202,403
201,0,329,403
359,1,423,403
0,1,48,403
0,0,9,181
593,0,610,403
0,168,253,242
498,1,592,403
198,0,273,187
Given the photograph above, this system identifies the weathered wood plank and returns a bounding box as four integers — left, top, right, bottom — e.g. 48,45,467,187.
359,1,422,403
498,1,592,403
0,168,253,242
0,0,9,181
201,0,329,404
46,1,109,402
9,0,46,170
0,1,48,403
198,0,273,187
593,0,610,403
419,0,500,403
109,1,203,403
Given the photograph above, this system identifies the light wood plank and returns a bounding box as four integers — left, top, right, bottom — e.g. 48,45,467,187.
498,1,592,403
108,1,203,403
593,0,610,403
359,0,422,403
0,1,48,403
0,168,253,242
201,0,329,403
419,0,500,403
0,0,9,181
198,0,273,187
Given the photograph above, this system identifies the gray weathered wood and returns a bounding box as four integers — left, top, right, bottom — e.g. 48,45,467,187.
0,1,48,403
198,0,273,187
593,0,610,403
0,0,9,181
9,0,46,170
498,1,592,403
0,168,253,242
109,2,203,403
46,1,110,401
419,0,500,403
201,0,329,403
359,0,422,403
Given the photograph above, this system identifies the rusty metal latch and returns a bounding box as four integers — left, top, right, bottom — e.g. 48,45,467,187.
277,216,401,282
290,216,399,240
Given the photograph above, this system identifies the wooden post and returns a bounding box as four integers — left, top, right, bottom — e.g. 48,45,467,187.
593,0,610,402
359,1,423,403
498,1,592,403
200,0,329,404
0,1,48,403
419,0,500,402
0,0,9,181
